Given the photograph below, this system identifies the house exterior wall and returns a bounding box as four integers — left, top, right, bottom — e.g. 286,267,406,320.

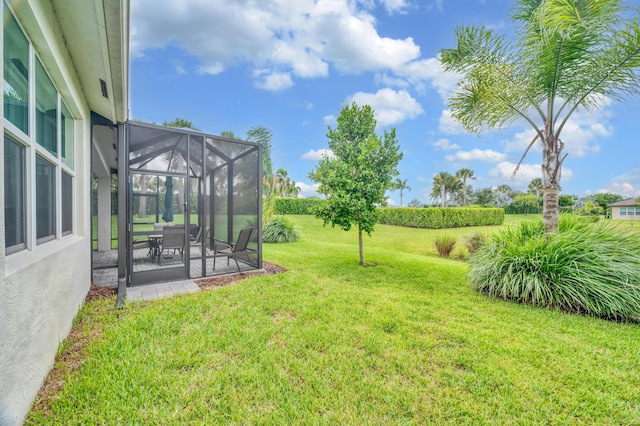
611,206,640,221
0,0,94,424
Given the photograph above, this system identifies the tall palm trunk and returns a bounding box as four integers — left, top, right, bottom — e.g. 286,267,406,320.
542,127,563,234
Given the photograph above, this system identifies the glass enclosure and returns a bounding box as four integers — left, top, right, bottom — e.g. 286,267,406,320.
125,121,262,286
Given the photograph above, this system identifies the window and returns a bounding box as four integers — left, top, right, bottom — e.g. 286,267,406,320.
3,1,77,250
628,207,635,216
35,58,57,155
36,156,55,243
61,101,74,169
62,172,72,235
4,135,26,253
3,3,29,134
620,208,627,216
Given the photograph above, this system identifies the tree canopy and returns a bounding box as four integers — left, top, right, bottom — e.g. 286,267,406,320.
441,0,640,233
309,103,403,266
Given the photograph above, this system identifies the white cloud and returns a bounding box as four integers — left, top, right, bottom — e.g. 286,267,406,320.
379,0,411,15
598,167,640,197
130,0,451,92
253,70,294,91
431,138,460,151
301,149,335,160
196,63,224,76
386,197,397,206
296,181,322,198
323,115,337,126
394,57,461,98
446,149,507,163
488,161,573,189
439,109,466,134
347,88,424,126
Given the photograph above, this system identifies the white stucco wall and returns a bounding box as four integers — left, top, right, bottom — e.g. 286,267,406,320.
0,239,90,425
0,0,96,424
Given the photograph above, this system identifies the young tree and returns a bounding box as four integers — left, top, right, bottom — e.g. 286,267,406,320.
441,0,640,233
393,178,411,207
309,103,403,266
455,168,475,206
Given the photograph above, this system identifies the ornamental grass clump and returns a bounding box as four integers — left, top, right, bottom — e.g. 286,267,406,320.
463,232,487,254
263,216,301,243
468,215,640,321
435,234,456,258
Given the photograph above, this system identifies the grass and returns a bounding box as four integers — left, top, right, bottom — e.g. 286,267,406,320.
27,214,640,424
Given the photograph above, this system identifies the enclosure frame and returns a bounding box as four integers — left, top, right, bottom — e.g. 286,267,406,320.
118,121,263,287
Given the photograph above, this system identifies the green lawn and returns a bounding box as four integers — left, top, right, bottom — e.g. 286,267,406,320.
29,214,640,424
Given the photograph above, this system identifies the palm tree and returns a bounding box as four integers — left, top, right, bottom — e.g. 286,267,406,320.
441,0,640,233
527,178,543,199
431,172,457,207
494,184,514,207
455,168,475,206
393,178,411,207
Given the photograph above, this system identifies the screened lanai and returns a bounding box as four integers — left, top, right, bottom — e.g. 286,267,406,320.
116,121,262,286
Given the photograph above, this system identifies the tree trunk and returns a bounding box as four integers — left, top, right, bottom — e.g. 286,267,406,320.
462,178,467,206
358,225,365,266
542,132,562,234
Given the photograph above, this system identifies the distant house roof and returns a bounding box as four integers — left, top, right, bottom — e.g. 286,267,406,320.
610,198,639,207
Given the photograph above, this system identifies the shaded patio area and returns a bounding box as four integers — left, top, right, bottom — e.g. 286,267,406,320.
91,121,263,299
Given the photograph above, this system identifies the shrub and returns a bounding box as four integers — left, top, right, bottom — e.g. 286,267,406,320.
463,232,487,254
275,198,324,215
263,216,301,243
468,215,640,321
378,207,504,229
434,234,456,257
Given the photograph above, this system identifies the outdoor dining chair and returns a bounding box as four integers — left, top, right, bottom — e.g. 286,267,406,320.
159,225,185,265
213,228,254,272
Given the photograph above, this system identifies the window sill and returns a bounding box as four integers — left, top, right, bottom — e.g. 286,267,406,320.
5,235,85,277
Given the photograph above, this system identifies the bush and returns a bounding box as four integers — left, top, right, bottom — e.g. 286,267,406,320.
468,215,640,321
275,198,324,215
463,232,487,254
434,234,456,257
263,216,301,243
378,207,504,229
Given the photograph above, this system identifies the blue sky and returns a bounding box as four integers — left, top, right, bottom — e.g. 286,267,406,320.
130,0,640,205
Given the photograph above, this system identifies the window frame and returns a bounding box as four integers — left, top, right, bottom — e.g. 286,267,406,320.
4,134,27,254
3,1,77,255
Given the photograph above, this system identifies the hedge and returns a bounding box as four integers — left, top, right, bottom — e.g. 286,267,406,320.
378,207,504,229
275,198,324,215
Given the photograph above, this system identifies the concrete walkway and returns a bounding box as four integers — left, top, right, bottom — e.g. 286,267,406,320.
126,280,200,302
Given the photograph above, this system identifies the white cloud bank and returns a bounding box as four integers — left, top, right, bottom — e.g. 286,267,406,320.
431,138,460,151
130,0,455,94
446,149,507,163
347,88,424,126
301,149,335,161
296,181,322,198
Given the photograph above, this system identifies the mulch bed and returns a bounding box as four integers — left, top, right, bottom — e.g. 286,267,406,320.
195,261,286,290
85,284,117,302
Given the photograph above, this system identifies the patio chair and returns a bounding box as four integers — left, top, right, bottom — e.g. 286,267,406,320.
159,225,185,265
189,226,210,256
213,228,254,272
